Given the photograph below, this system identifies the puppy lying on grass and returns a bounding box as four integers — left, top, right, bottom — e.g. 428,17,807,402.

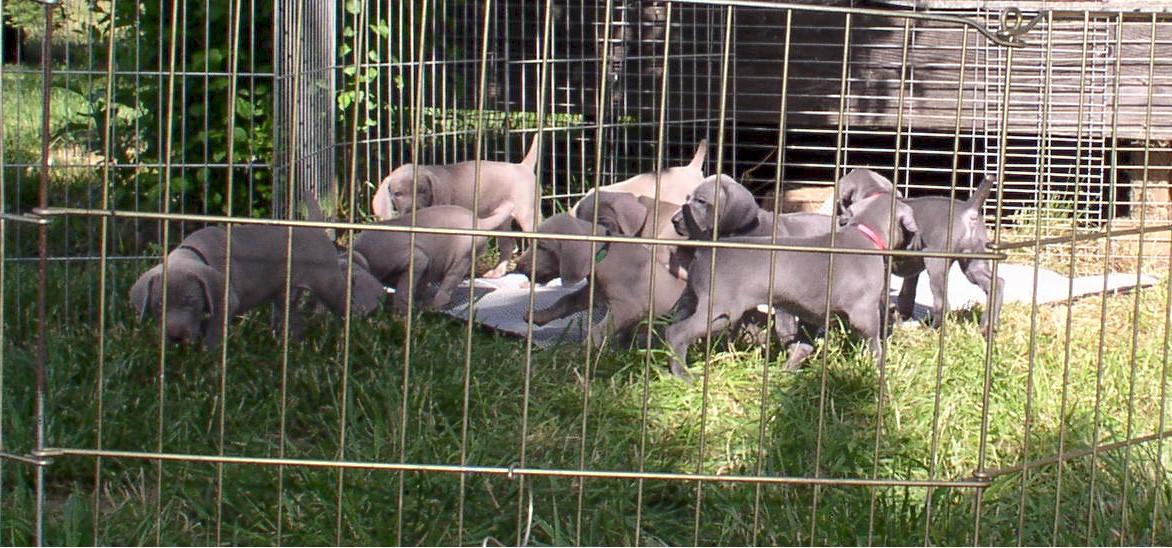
345,204,514,313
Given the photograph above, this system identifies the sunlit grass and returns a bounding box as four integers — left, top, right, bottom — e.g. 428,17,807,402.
0,259,1169,545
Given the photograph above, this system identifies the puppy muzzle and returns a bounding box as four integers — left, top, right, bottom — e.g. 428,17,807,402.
678,202,707,239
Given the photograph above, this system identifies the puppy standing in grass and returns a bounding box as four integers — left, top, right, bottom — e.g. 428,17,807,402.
130,224,375,349
672,174,833,367
836,169,1003,336
371,134,542,278
517,192,688,347
663,193,920,379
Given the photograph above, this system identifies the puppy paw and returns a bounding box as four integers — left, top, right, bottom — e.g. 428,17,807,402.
482,264,509,279
669,362,694,382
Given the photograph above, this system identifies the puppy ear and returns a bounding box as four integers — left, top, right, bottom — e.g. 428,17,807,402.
611,194,648,236
718,176,758,234
372,173,396,219
193,265,238,350
418,168,448,207
558,239,594,286
837,172,859,209
574,192,602,226
129,264,163,321
348,266,387,317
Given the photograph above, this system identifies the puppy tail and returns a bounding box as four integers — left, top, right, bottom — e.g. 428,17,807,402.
520,132,542,170
965,175,998,210
687,138,708,170
303,191,326,222
478,203,516,229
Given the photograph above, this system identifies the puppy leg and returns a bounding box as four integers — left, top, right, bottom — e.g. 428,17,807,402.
923,258,951,328
427,258,471,310
772,311,815,371
664,307,736,381
526,284,592,325
484,211,526,279
483,236,516,279
271,288,307,341
392,251,431,314
897,274,918,321
846,301,884,366
591,296,646,349
960,258,1003,338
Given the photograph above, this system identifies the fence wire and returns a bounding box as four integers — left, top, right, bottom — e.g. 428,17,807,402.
1,0,1171,545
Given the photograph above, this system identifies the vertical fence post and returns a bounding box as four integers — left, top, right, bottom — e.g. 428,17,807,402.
32,0,60,545
275,0,335,218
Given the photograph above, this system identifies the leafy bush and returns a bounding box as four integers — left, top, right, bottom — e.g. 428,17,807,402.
63,1,277,218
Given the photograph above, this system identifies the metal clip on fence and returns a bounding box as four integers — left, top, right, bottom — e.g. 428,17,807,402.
0,213,51,225
996,7,1046,47
0,451,53,467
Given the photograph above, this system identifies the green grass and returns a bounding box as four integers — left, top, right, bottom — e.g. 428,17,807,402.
2,71,1169,542
1,260,1170,545
2,65,96,166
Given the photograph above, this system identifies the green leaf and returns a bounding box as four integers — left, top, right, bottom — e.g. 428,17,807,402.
236,97,255,119
344,0,361,15
371,20,391,38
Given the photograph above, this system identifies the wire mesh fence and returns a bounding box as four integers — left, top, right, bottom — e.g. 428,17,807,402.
1,0,1171,545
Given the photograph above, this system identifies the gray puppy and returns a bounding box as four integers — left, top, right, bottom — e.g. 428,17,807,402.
834,169,1003,336
892,176,1003,336
515,214,606,288
371,134,541,278
574,190,685,277
130,224,366,349
837,168,902,214
663,193,920,379
673,174,832,240
672,174,833,366
517,211,687,347
346,204,514,313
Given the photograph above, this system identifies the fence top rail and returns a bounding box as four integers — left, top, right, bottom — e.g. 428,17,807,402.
665,0,1043,47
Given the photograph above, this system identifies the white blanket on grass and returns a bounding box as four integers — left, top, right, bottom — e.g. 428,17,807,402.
430,264,1158,348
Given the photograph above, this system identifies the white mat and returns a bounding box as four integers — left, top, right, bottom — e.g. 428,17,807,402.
438,274,607,348
429,264,1158,347
895,262,1158,320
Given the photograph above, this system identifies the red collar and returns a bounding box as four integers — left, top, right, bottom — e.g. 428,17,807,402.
854,223,887,250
